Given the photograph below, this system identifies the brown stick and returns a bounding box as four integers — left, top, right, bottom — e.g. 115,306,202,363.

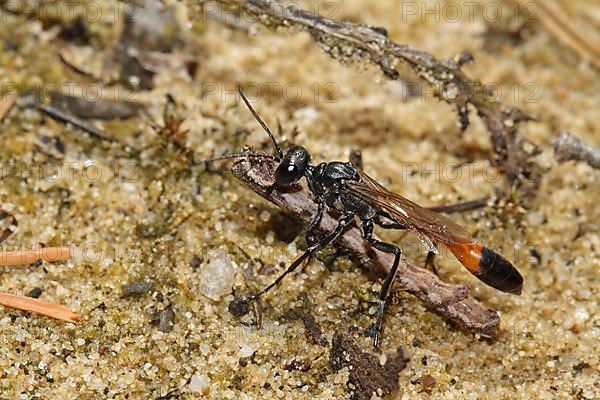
0,292,81,323
554,131,600,169
208,0,538,189
0,247,72,266
231,157,500,337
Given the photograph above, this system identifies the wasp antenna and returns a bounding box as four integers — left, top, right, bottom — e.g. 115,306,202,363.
195,152,277,165
237,86,284,160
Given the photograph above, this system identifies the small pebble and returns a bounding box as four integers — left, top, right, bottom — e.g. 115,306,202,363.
259,210,271,222
27,287,42,298
198,253,235,301
145,305,158,318
159,306,175,333
239,343,259,358
189,374,210,395
190,255,202,270
122,280,154,297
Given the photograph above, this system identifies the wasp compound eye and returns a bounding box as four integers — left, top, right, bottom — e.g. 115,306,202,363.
275,146,310,187
275,163,302,186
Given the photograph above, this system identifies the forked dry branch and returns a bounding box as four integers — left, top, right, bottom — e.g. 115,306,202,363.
206,0,540,190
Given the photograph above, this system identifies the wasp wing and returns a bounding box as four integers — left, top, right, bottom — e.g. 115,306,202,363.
348,170,471,246
348,170,523,294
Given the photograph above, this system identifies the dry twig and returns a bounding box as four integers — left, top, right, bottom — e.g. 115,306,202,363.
232,157,501,337
208,0,539,189
554,131,600,170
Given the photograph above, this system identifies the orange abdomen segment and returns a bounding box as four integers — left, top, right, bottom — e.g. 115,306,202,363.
446,241,484,275
446,240,523,295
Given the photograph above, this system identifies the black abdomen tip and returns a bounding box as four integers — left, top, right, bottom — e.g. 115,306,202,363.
478,247,523,295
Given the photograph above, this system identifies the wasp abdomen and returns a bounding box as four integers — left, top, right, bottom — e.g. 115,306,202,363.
477,247,523,295
447,241,523,295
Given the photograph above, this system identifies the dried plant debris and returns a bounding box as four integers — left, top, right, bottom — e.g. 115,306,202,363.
330,331,410,400
209,0,540,190
147,95,195,164
554,131,600,170
48,92,142,120
232,156,501,337
292,292,328,346
36,102,118,143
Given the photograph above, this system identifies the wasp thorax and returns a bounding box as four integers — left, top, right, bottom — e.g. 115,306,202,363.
275,146,311,187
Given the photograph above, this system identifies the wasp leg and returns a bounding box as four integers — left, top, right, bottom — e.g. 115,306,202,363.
374,216,408,230
361,218,402,351
238,213,355,304
349,149,363,170
424,250,438,276
305,198,325,247
375,217,439,276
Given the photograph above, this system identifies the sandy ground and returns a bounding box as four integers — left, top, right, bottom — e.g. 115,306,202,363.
0,0,598,398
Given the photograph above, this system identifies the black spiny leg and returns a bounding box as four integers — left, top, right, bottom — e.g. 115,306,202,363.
374,217,407,230
361,219,403,351
349,149,363,170
424,250,438,276
376,217,439,277
305,198,325,246
233,213,355,306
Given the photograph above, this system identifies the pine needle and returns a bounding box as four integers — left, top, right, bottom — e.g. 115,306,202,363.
0,292,81,323
0,247,80,322
0,247,72,266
